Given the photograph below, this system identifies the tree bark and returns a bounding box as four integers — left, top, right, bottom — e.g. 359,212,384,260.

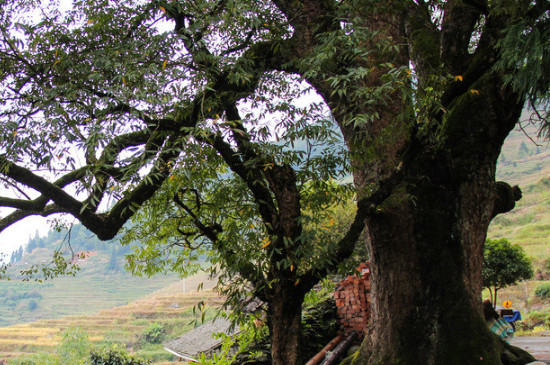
268,282,305,365
354,176,502,364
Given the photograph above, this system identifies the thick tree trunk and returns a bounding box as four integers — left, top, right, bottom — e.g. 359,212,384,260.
268,282,305,365
345,171,535,365
342,77,534,364
354,174,502,364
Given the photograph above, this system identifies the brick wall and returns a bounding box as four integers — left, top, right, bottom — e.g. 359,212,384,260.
333,262,371,342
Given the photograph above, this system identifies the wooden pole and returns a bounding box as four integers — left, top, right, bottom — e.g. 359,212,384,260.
320,331,358,365
305,335,343,365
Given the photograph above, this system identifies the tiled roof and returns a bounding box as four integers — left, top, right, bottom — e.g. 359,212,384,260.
163,318,240,362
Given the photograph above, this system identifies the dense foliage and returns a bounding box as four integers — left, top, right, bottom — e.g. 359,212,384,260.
141,323,167,345
88,346,150,365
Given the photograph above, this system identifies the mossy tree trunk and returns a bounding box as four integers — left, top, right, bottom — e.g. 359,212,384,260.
340,69,532,365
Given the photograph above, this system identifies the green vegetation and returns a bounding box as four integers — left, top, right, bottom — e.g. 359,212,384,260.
535,283,550,300
88,346,150,365
141,323,166,345
8,327,150,365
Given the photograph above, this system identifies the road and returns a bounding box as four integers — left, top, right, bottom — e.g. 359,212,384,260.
510,335,550,364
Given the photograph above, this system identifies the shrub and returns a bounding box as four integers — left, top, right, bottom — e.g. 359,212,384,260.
57,327,90,364
535,283,550,300
88,345,150,365
142,323,166,344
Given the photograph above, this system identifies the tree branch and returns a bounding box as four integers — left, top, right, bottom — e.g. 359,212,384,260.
440,0,483,75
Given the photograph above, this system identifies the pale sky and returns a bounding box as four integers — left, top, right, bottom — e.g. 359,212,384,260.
0,216,51,261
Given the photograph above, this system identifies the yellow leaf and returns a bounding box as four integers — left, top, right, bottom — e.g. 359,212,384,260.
329,218,335,227
261,238,271,248
162,60,167,71
53,60,61,66
169,175,174,181
470,89,480,95
122,77,127,86
290,264,294,271
87,19,94,24
12,130,17,137
159,6,166,13
294,279,300,286
454,75,463,82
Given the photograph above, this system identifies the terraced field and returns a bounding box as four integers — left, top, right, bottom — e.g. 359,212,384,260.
0,275,222,364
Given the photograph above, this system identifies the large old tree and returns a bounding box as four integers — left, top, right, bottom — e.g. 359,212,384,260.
0,0,549,364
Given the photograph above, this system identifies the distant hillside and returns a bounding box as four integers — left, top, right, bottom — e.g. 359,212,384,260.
490,118,550,268
0,223,190,327
8,223,123,268
0,278,221,364
496,116,550,186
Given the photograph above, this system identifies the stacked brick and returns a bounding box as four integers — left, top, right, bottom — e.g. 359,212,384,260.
333,262,371,343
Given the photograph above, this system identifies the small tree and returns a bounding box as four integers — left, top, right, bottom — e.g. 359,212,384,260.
482,238,534,306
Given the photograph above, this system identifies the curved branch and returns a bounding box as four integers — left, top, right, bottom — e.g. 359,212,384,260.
0,157,87,214
0,204,65,232
197,131,277,233
96,135,183,240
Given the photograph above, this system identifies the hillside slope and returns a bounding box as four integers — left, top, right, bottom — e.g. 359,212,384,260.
0,224,195,327
0,277,221,364
491,121,550,266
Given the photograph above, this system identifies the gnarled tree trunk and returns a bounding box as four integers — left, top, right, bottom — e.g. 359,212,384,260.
342,70,534,364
